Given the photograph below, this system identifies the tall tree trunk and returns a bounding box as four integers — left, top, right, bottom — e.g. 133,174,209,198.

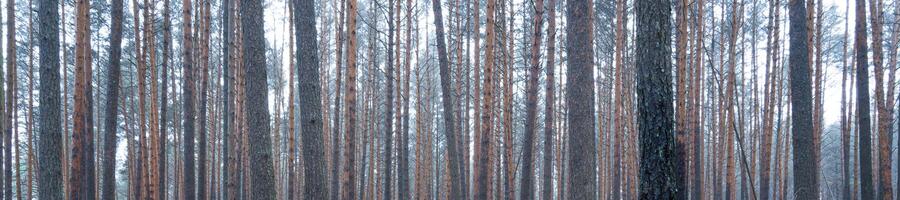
4,0,15,198
724,1,743,199
521,0,544,197
840,1,851,197
160,0,172,197
341,0,359,198
224,0,239,198
760,0,780,198
398,0,413,197
892,0,900,197
384,0,395,198
635,0,678,197
691,0,706,198
26,0,36,197
240,0,276,197
542,0,557,199
612,0,627,197
197,0,211,197
854,0,874,197
331,1,345,198
477,0,497,199
674,0,690,197
869,0,893,197
501,0,514,198
142,0,162,197
287,0,297,198
37,0,63,196
566,0,598,199
430,0,464,198
788,0,818,198
182,0,196,197
69,0,95,198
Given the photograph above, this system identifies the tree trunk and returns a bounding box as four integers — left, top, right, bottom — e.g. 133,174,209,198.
160,0,172,197
240,0,276,197
286,0,297,198
224,0,239,198
854,0,874,197
674,0,690,197
26,0,36,197
635,0,678,197
869,0,893,198
398,0,413,197
691,0,705,198
566,0,598,199
197,0,211,197
384,0,396,198
429,0,464,198
181,0,197,197
331,1,345,198
840,1,851,197
521,0,544,197
476,0,497,199
341,0,359,198
3,0,14,198
724,1,742,199
69,0,94,198
788,0,818,198
542,0,557,199
37,0,63,196
142,0,162,198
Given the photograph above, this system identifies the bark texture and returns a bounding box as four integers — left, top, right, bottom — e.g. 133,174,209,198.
565,0,598,199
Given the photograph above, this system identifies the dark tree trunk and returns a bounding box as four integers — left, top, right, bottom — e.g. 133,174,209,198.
521,0,544,197
294,2,328,194
854,0,873,198
102,0,124,197
159,0,171,198
384,0,395,198
222,0,235,198
242,0,276,198
4,0,15,198
635,0,679,198
182,0,196,197
198,0,211,198
565,0,598,199
788,0,818,199
542,0,557,199
331,0,345,198
430,0,464,198
37,0,63,197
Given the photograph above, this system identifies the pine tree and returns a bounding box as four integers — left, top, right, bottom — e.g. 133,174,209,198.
341,0,359,198
241,0,276,197
159,0,172,197
69,0,95,198
182,0,196,197
542,0,557,198
635,0,678,197
384,0,395,198
37,0,63,197
476,0,497,199
566,0,598,199
430,0,464,198
26,0,37,196
674,0,690,197
788,0,817,198
332,1,345,198
4,0,16,198
521,0,544,196
854,0,874,197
